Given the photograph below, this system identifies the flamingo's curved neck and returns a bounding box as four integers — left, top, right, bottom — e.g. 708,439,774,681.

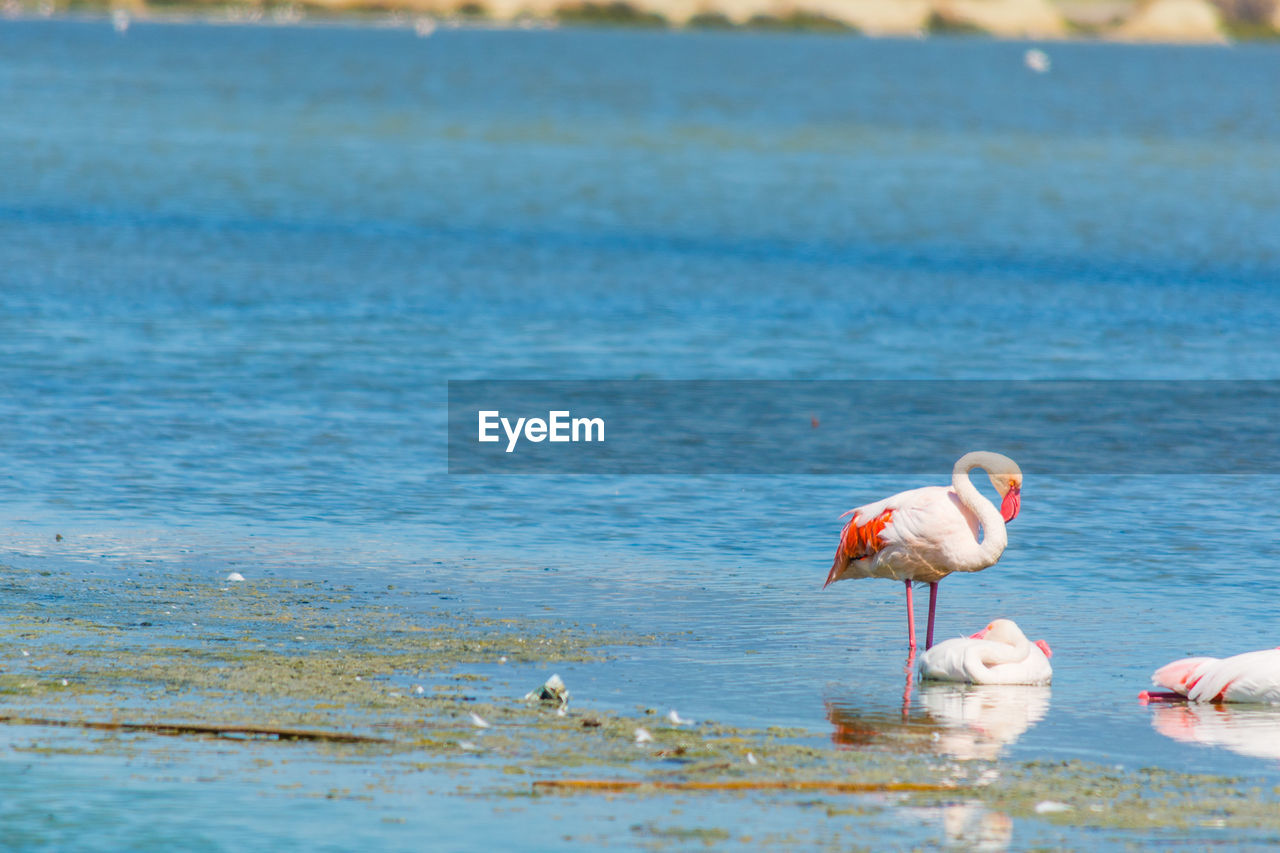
952,451,1008,568
969,635,1031,675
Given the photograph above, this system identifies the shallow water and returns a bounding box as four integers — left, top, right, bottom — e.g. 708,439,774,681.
3,18,1280,848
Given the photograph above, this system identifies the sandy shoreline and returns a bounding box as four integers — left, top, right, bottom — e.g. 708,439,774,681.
7,0,1279,43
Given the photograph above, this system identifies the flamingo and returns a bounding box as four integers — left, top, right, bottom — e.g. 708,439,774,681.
917,619,1053,685
1147,649,1280,704
824,451,1022,652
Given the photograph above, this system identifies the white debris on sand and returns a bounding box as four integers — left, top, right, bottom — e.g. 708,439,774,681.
1035,801,1073,814
746,752,758,765
523,673,569,708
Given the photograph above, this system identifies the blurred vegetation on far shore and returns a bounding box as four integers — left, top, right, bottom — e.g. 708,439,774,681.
5,0,1279,40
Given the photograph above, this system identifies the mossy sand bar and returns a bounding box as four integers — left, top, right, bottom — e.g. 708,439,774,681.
4,564,1280,848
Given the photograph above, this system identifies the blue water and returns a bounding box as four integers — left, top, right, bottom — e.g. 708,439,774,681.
3,18,1280,848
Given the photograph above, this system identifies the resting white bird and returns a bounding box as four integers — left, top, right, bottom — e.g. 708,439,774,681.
1149,649,1280,704
917,619,1053,685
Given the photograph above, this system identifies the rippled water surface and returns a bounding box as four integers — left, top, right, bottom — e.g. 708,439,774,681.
2,19,1280,848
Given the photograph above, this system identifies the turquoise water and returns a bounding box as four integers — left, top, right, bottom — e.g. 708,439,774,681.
3,19,1280,847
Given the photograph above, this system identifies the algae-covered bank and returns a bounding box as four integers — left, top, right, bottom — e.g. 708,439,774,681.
4,562,1280,850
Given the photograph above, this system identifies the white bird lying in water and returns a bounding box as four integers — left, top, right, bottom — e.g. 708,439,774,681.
1149,649,1280,704
918,619,1053,685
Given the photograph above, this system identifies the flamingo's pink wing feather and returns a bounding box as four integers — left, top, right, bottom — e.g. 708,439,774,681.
826,486,976,587
1185,650,1280,704
825,506,895,587
1152,657,1218,697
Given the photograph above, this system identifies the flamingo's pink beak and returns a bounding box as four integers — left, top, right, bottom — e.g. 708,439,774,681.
1000,485,1021,523
1034,639,1053,658
969,628,989,640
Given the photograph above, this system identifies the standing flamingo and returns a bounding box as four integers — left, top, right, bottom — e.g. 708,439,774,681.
824,451,1023,652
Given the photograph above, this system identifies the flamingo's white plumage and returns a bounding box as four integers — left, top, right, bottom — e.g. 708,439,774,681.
918,619,1053,685
825,451,1023,651
1150,649,1280,704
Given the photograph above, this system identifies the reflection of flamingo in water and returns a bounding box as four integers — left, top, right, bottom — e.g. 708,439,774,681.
825,452,1023,652
1149,702,1280,761
939,803,1014,852
1148,649,1280,704
919,684,1051,761
826,682,1050,762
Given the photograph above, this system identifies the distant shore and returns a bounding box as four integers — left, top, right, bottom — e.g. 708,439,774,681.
7,0,1280,42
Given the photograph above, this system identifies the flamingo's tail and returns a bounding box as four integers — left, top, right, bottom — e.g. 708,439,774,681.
1151,657,1217,697
825,509,894,589
824,549,849,588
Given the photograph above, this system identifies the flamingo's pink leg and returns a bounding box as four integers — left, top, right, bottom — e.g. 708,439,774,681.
902,648,916,719
926,582,938,650
904,580,916,651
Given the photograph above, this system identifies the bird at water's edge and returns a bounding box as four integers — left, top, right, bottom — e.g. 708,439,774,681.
824,451,1023,652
